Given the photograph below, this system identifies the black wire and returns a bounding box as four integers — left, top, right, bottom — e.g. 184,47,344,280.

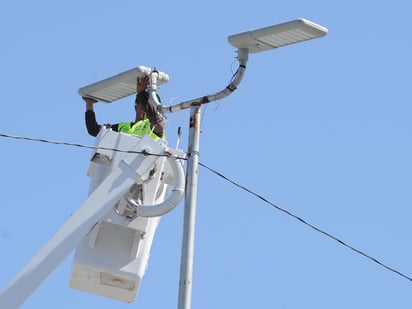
0,133,186,159
198,162,412,283
1,132,411,283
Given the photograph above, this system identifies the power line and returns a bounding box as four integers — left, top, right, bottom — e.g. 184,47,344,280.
199,162,412,283
0,133,184,159
1,132,411,283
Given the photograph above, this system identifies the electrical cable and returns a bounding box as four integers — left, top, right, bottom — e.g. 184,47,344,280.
1,132,411,283
199,162,412,283
0,133,185,159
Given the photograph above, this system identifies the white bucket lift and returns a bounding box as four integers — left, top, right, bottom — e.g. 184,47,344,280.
70,129,185,302
0,67,185,308
73,66,183,302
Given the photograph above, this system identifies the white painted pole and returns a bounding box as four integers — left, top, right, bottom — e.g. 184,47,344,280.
177,106,201,309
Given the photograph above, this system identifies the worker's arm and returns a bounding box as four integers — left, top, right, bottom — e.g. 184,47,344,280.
83,97,99,136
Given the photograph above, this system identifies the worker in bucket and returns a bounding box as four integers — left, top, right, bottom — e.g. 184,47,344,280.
83,74,165,140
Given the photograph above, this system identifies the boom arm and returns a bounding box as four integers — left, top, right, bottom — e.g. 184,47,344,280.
0,137,163,308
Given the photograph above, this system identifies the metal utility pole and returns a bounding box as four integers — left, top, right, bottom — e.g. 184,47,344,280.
178,106,201,309
173,18,327,309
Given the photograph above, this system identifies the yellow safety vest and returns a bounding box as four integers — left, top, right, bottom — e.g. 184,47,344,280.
117,119,163,141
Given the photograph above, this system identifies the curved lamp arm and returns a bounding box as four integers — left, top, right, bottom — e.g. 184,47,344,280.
147,49,249,114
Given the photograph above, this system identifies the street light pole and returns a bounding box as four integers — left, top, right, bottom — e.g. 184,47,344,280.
177,106,201,309
174,18,327,309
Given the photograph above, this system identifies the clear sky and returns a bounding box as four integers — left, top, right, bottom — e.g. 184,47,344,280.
1,1,412,308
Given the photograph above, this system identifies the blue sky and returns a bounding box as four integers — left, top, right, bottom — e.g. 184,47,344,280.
1,1,412,308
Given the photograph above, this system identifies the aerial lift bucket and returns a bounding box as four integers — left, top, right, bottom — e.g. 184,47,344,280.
70,129,185,302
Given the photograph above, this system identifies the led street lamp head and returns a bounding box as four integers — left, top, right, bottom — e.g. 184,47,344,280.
228,18,328,53
78,66,169,103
